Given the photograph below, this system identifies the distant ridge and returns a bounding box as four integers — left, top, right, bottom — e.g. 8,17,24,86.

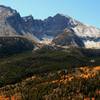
0,5,100,48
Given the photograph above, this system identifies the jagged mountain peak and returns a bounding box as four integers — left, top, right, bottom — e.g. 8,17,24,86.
23,15,34,22
54,13,78,26
54,13,72,19
0,5,100,48
0,5,17,18
0,5,30,36
44,13,72,22
54,13,67,17
45,13,78,26
0,5,12,10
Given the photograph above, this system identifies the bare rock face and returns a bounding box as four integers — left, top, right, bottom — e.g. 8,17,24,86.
0,5,17,19
0,5,100,48
52,28,84,48
23,15,45,38
22,14,77,39
0,5,27,36
0,5,40,36
22,13,80,39
43,14,77,36
23,13,100,49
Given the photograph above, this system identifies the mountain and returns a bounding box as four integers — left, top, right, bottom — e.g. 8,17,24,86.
52,26,100,49
52,28,84,48
0,5,100,48
49,14,100,48
43,14,77,36
0,5,25,35
0,5,39,39
22,14,78,39
23,13,100,48
0,5,40,55
23,15,45,38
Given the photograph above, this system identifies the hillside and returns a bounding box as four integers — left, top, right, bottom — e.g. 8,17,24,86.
0,64,99,100
0,36,34,57
0,48,100,87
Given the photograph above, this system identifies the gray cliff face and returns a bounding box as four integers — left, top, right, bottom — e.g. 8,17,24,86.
0,5,27,36
52,28,84,48
0,6,17,35
23,15,45,38
43,14,77,36
0,5,17,18
0,5,100,48
22,14,77,39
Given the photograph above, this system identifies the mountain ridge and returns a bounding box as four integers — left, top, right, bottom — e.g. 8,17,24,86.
0,5,100,48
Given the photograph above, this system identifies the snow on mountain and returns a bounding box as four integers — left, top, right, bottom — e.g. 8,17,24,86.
0,5,100,49
73,24,100,38
72,24,100,48
84,40,100,49
40,35,53,44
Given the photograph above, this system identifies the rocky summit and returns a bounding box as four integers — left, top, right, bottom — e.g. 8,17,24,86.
0,5,100,48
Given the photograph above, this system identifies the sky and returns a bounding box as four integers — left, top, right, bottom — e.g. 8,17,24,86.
0,0,100,28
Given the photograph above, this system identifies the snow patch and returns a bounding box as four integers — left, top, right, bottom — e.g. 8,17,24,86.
40,35,53,44
84,40,100,49
73,25,100,38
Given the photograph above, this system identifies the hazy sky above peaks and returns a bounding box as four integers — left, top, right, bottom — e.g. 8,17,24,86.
0,0,100,28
